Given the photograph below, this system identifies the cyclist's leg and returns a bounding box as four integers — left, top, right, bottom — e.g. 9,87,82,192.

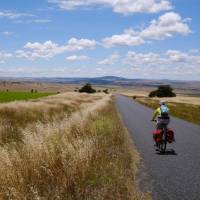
156,121,162,130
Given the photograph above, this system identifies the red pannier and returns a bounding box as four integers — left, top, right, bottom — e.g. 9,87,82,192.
167,128,174,143
153,130,162,143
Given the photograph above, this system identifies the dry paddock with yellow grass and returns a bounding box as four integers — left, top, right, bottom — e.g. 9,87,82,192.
135,97,200,125
0,92,150,200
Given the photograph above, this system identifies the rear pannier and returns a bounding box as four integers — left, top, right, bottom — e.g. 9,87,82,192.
153,130,162,143
167,128,175,143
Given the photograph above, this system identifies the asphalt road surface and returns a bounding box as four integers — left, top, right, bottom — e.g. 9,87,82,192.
115,95,200,200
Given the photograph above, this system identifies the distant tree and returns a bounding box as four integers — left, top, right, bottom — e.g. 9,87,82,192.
103,89,109,94
149,85,176,98
79,83,96,94
31,89,34,93
34,90,38,93
6,89,9,92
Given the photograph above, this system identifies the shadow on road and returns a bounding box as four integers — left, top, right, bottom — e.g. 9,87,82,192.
156,149,177,156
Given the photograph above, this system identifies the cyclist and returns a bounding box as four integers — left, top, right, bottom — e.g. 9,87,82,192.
151,100,170,129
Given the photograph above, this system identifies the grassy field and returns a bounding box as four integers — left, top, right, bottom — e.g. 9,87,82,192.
135,97,200,125
0,92,150,199
0,91,54,102
0,81,118,94
185,93,200,97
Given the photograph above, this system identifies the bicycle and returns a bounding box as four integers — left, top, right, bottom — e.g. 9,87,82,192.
152,117,170,153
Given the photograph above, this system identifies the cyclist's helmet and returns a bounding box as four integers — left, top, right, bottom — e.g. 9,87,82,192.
159,100,166,106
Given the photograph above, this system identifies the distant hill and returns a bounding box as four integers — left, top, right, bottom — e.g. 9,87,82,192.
0,76,200,91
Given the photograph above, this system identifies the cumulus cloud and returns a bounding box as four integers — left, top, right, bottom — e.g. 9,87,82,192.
125,50,200,67
66,38,96,51
48,0,172,14
16,38,97,60
124,50,200,79
125,51,162,66
102,12,191,47
166,50,200,64
66,55,90,61
16,41,64,60
103,33,145,48
98,53,120,65
140,12,191,40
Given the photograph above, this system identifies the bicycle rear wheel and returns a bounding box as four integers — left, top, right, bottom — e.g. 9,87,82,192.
160,127,167,153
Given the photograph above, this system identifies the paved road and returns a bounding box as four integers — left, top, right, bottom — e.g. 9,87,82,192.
115,95,200,200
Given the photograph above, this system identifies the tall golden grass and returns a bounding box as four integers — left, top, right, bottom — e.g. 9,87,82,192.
0,93,150,199
0,92,102,145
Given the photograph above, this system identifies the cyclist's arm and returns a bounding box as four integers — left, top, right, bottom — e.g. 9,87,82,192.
152,108,160,121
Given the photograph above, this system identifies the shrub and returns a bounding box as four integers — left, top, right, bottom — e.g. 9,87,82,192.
103,89,109,94
79,83,96,94
149,85,176,98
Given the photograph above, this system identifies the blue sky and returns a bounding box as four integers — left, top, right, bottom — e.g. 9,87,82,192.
0,0,200,80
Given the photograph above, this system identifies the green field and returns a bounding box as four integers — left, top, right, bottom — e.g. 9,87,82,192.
0,92,54,103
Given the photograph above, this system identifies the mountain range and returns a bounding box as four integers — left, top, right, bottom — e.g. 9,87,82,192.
0,76,200,91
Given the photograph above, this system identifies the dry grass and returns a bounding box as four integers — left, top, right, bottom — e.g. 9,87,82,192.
0,81,117,94
154,96,200,106
116,88,151,98
0,92,150,199
0,92,102,145
135,97,200,125
0,82,78,93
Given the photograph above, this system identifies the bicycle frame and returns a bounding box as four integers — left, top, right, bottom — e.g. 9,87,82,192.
157,124,168,153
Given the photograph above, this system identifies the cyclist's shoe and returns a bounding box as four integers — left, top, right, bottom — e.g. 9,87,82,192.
154,142,159,147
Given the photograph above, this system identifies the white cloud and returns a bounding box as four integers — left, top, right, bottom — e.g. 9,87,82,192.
189,49,199,54
166,50,200,63
2,31,13,36
0,51,12,63
125,50,200,69
66,55,90,61
98,53,120,65
124,50,200,79
0,10,34,19
102,12,191,47
125,51,162,66
165,50,188,62
140,12,191,40
16,41,64,60
66,38,96,51
16,38,97,60
14,19,51,24
102,33,145,48
0,11,50,24
32,19,51,23
48,0,172,14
